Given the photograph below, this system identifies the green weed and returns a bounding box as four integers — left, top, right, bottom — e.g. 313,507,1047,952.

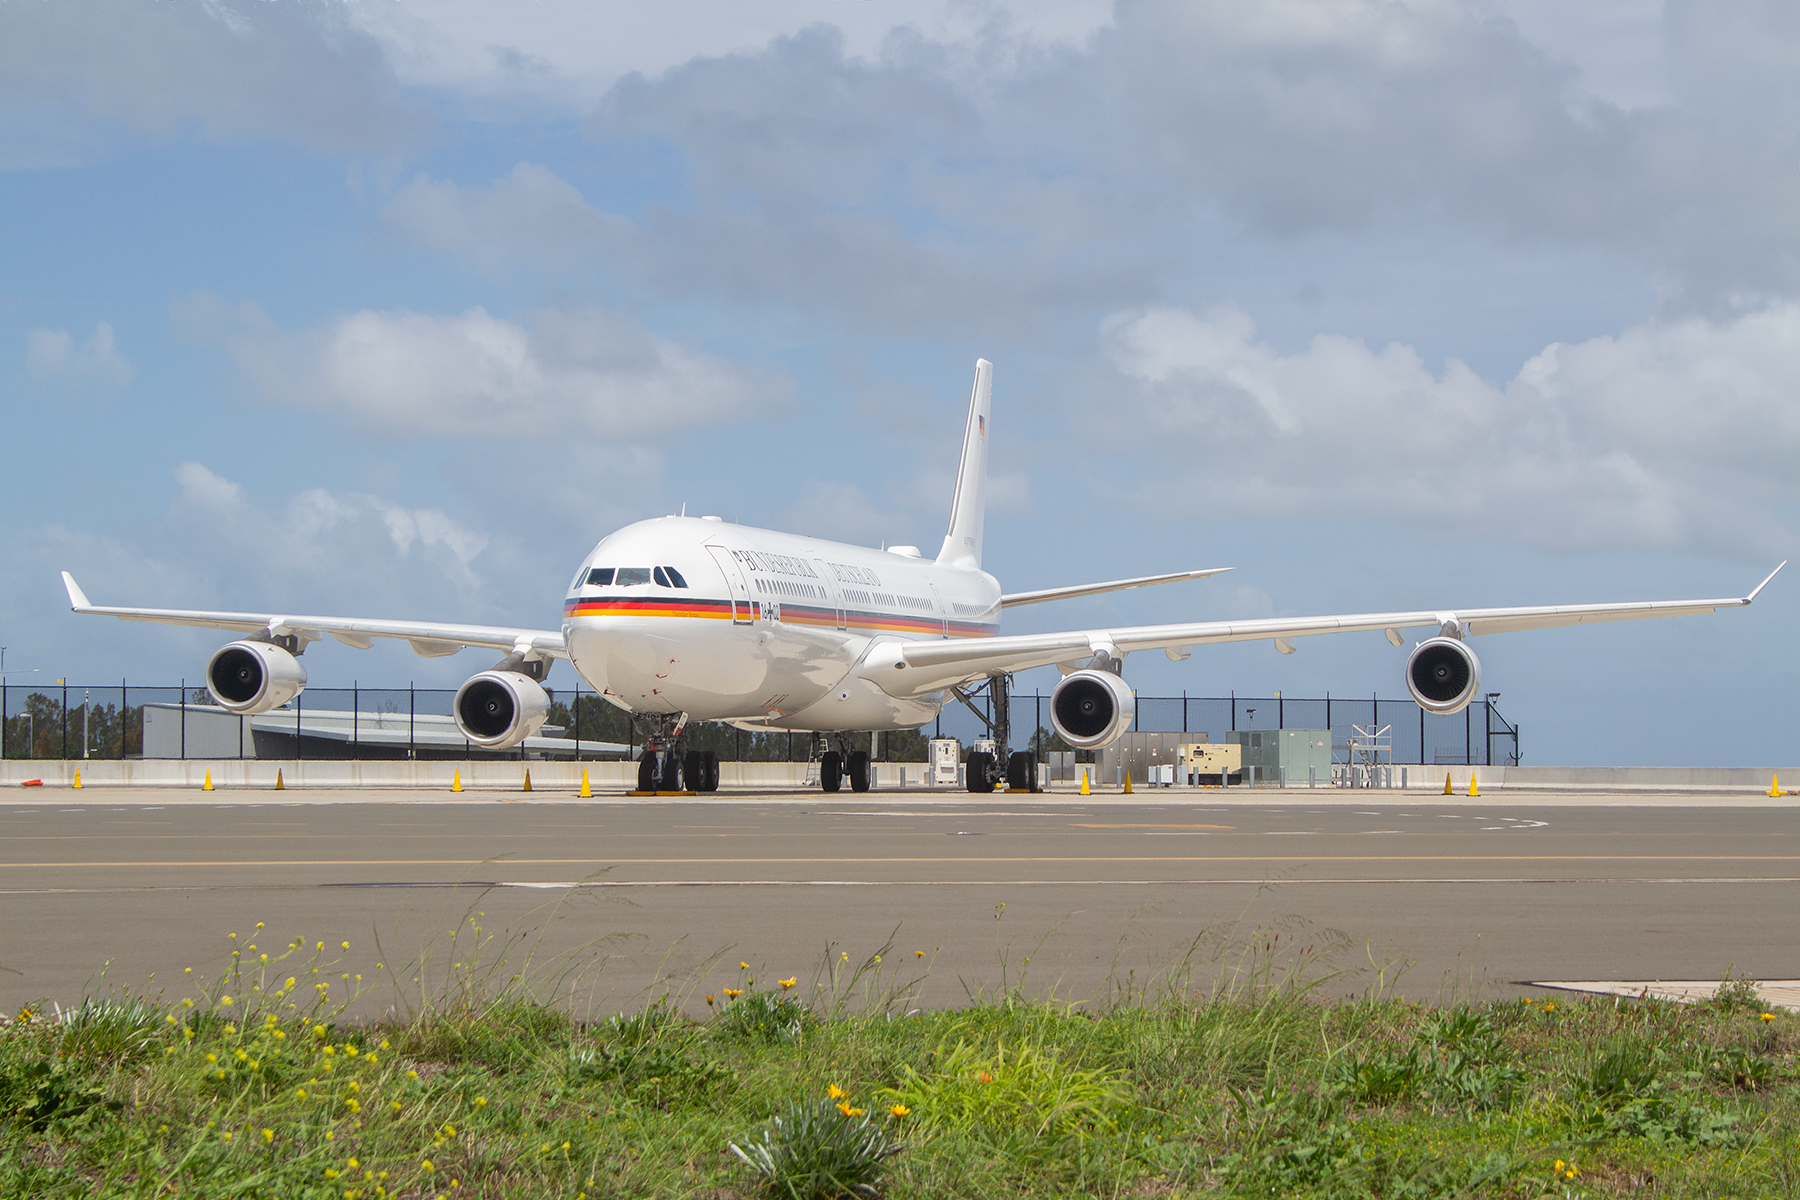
729,1096,904,1199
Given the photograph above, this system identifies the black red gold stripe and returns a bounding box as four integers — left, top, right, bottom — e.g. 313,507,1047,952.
563,595,997,638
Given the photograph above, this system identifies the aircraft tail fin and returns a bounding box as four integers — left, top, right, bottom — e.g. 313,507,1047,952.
937,358,993,569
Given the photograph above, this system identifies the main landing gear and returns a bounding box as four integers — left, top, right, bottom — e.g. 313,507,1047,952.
632,712,721,793
954,672,1041,794
812,735,872,794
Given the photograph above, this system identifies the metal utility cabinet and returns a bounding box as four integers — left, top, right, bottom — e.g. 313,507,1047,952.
1227,729,1332,787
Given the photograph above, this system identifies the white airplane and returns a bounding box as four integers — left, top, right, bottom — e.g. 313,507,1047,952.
63,360,1782,794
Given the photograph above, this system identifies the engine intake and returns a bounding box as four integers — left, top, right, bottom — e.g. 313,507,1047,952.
1050,669,1136,750
206,640,306,715
1405,637,1481,715
454,670,551,750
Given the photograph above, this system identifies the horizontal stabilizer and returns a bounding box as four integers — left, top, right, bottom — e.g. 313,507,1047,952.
1000,567,1232,608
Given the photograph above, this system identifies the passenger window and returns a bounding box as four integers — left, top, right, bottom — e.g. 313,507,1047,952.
653,566,671,587
665,567,688,588
615,567,652,586
586,567,615,587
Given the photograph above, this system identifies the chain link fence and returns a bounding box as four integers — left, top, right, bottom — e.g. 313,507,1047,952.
0,682,1518,766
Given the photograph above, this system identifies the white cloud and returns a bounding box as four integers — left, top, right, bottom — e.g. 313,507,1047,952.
178,296,789,441
169,461,490,590
380,163,630,271
1098,302,1800,555
25,322,134,391
0,0,425,160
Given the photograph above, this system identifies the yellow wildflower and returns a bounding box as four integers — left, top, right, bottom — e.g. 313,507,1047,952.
889,1104,910,1117
827,1084,847,1100
779,978,797,990
262,1128,274,1143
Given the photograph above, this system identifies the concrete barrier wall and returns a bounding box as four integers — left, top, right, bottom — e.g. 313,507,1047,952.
2,759,1794,792
0,759,938,790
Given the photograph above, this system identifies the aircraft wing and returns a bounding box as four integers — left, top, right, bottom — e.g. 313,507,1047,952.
895,564,1784,689
999,567,1233,608
60,572,568,660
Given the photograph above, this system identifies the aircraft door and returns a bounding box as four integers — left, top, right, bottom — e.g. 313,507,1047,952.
813,560,847,631
705,546,756,625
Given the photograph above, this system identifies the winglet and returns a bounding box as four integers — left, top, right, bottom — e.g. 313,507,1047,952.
61,571,92,611
1746,561,1786,604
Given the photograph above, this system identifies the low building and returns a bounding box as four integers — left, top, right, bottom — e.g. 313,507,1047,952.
140,704,628,761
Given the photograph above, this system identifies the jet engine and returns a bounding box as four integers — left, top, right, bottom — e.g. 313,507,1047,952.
206,640,307,715
454,670,551,750
1405,637,1481,715
1049,669,1136,750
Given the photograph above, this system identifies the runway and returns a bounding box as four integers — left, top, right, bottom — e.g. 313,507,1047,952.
2,791,1795,1015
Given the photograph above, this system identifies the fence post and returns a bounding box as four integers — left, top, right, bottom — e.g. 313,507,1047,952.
353,681,359,757
409,684,415,759
180,679,186,761
121,678,127,759
296,692,303,762
1419,706,1424,765
62,679,68,760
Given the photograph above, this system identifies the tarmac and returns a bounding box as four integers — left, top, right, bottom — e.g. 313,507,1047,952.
2,785,1796,1017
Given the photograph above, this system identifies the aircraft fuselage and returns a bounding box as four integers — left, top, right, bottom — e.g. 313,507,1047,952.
561,516,999,731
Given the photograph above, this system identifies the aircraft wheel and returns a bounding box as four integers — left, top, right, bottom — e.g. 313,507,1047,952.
1006,751,1036,791
820,751,842,793
636,754,658,793
659,750,683,792
702,751,721,792
966,751,996,793
684,750,704,793
847,750,870,793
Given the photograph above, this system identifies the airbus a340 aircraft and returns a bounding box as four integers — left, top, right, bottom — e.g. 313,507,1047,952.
64,360,1781,794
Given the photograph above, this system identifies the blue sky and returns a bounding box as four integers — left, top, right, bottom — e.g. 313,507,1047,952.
3,0,1798,764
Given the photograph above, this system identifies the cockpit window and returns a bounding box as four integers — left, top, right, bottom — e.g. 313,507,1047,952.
653,566,671,588
614,567,653,586
664,566,688,588
585,567,615,587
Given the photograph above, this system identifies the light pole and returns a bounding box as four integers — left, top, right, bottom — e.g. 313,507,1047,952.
83,688,90,760
1,648,42,760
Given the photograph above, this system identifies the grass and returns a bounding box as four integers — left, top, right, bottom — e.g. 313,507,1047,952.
2,926,1798,1198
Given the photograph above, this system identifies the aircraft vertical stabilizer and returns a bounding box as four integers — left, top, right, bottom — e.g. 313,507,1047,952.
937,358,992,569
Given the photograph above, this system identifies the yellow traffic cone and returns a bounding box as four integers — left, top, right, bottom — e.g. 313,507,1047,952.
1123,769,1134,794
1468,774,1479,797
1770,774,1783,797
1079,768,1090,795
1443,773,1453,795
451,769,462,793
202,769,213,792
275,769,284,791
72,769,81,790
523,769,532,793
580,768,591,798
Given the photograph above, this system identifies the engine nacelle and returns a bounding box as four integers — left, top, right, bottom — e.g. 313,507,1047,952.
1405,637,1482,715
454,670,551,750
206,640,307,715
1049,669,1136,750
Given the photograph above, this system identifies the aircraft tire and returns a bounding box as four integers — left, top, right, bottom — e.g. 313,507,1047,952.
659,751,683,792
820,751,842,793
1006,751,1036,791
847,750,870,792
636,755,657,793
684,750,704,793
966,751,996,793
702,751,721,792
